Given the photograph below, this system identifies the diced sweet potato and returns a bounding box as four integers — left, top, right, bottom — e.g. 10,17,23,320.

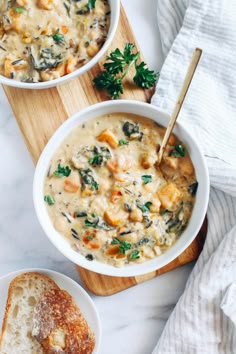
164,156,179,170
97,129,118,149
179,157,194,176
140,152,157,169
157,183,181,210
104,209,127,227
110,190,122,203
104,210,122,226
64,179,80,193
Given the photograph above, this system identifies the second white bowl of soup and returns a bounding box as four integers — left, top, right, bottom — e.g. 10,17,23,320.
33,100,209,277
0,0,120,89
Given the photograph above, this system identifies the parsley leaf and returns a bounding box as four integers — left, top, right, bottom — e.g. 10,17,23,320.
14,7,26,12
111,237,121,245
119,139,129,146
136,200,152,213
93,71,123,99
53,163,71,177
170,142,186,157
134,61,158,89
88,0,96,10
44,195,55,205
141,175,152,184
111,238,131,254
52,29,64,44
93,43,158,99
130,249,140,260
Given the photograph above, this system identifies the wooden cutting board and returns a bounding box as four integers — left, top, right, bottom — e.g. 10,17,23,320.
2,5,207,296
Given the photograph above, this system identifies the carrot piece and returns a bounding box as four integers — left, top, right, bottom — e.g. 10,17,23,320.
65,57,76,74
64,179,80,193
106,159,118,173
61,26,68,34
82,231,100,249
110,190,122,203
104,210,121,227
97,129,119,149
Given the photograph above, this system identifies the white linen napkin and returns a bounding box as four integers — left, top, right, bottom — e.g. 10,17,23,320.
151,0,236,353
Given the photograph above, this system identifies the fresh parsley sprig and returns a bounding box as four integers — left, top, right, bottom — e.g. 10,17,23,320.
88,0,96,10
111,237,131,254
93,43,159,99
52,29,64,44
53,163,71,177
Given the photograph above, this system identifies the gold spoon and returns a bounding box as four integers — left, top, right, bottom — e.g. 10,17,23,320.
156,48,202,166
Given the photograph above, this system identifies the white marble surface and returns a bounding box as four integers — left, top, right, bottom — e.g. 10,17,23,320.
0,1,194,353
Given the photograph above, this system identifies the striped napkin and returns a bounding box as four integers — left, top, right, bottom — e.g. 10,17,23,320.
151,0,236,353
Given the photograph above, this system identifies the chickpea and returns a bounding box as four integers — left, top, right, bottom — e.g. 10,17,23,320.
129,208,143,222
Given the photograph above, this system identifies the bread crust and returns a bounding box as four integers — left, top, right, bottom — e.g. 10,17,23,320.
0,272,59,353
32,288,95,354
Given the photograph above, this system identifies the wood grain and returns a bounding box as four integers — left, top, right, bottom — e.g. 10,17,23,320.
2,5,207,296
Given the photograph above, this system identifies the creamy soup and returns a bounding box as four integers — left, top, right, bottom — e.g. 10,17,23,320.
0,0,110,82
44,113,198,267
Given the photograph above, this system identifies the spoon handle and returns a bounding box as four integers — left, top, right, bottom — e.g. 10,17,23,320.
157,48,202,165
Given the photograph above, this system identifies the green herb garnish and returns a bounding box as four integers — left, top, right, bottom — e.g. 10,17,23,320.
170,142,186,157
44,195,55,205
52,29,64,44
134,61,157,89
93,43,158,99
136,201,152,213
111,238,131,254
85,219,96,227
76,0,96,15
53,163,71,177
14,7,26,13
93,71,123,99
141,175,152,184
111,237,120,245
89,155,103,166
130,249,140,260
88,0,96,10
119,139,129,146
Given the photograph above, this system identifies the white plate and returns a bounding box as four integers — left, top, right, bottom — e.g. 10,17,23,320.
0,268,101,353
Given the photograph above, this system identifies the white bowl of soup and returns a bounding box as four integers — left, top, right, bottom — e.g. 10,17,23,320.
0,0,120,89
33,100,209,277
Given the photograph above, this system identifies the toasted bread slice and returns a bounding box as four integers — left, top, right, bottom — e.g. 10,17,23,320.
0,272,59,354
32,288,95,354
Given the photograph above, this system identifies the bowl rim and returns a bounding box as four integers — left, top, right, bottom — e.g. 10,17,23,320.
33,100,210,277
0,0,120,90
